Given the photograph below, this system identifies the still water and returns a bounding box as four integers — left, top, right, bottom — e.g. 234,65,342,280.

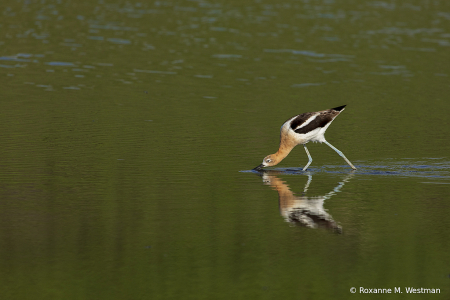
1,0,450,299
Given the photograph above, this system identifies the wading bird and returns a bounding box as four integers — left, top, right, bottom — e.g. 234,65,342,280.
253,105,356,171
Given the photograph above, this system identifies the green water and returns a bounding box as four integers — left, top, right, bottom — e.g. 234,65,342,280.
1,0,450,299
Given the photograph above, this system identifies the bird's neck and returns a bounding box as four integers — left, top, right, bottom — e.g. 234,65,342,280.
273,140,296,163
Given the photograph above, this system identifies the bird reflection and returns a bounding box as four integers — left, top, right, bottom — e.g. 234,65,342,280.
258,171,354,233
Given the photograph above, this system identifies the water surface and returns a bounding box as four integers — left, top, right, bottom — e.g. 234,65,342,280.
1,0,450,299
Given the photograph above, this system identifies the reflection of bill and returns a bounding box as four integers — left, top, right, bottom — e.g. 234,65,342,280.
260,172,353,233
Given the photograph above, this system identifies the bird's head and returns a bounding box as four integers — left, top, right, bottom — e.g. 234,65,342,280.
253,154,279,171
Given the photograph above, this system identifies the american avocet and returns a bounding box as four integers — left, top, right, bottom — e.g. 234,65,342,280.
253,105,356,171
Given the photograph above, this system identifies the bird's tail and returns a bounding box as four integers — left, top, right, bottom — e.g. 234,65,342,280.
332,105,346,112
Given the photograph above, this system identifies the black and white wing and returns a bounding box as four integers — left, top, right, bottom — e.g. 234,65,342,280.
289,106,345,135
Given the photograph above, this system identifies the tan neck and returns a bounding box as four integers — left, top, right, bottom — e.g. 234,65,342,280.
273,139,296,164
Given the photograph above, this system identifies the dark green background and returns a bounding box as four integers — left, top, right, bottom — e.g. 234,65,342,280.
1,0,449,299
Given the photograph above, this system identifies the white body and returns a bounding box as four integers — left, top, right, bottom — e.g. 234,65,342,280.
281,113,335,145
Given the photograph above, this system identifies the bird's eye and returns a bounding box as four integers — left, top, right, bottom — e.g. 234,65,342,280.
266,159,272,163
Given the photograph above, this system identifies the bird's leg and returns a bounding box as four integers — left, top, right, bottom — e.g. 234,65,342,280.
302,144,313,171
323,140,357,170
302,174,312,195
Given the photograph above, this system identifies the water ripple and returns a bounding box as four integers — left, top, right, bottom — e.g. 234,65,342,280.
243,158,450,180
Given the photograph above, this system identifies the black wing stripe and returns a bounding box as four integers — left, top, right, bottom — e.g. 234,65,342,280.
289,112,316,131
294,113,334,134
